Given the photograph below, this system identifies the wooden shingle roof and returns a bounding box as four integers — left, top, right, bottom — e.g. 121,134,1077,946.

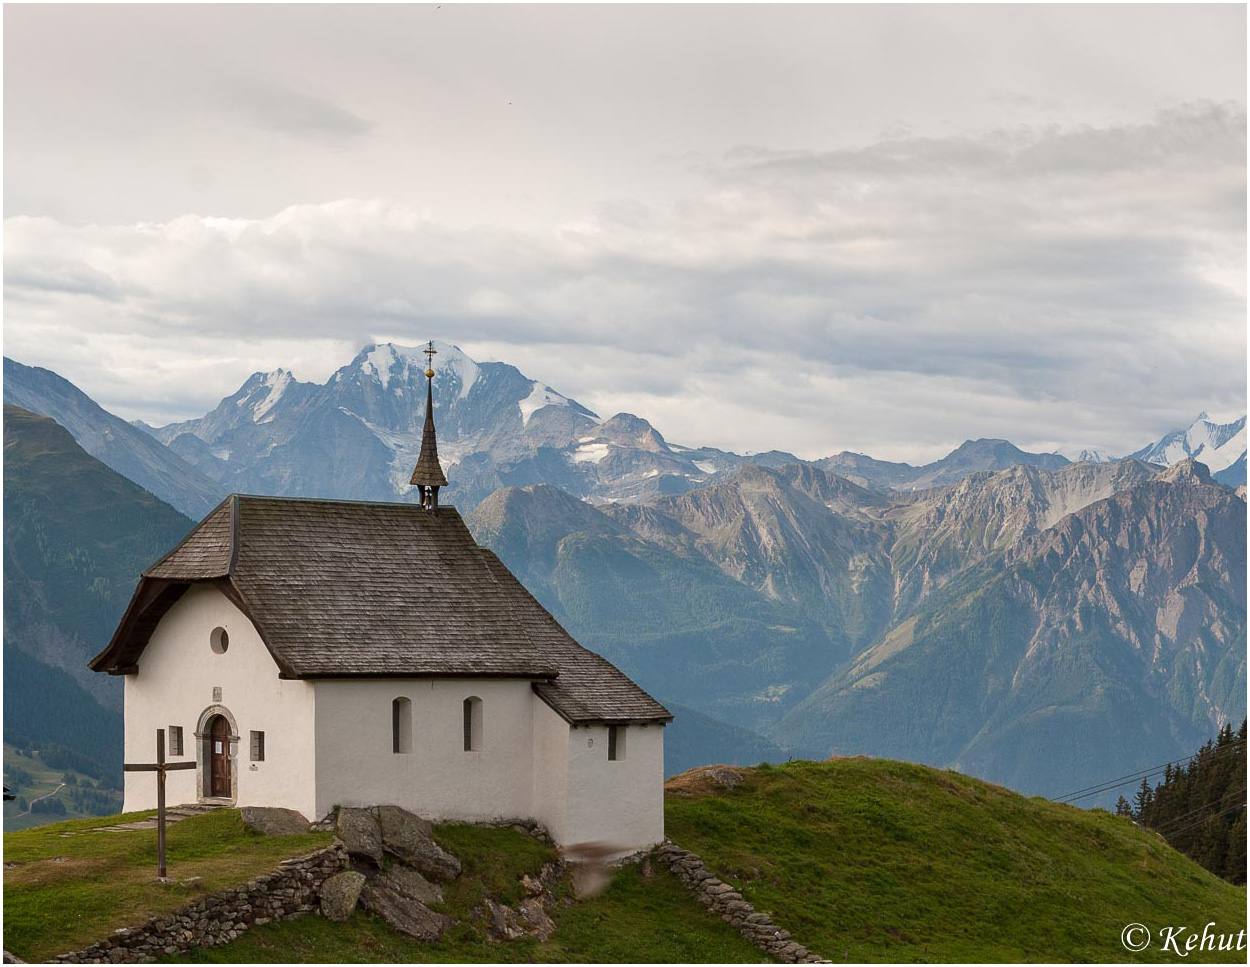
91,494,671,724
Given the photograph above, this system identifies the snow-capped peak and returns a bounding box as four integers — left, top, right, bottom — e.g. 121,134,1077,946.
251,368,293,423
518,381,571,426
1061,446,1117,464
1131,412,1247,476
360,342,480,399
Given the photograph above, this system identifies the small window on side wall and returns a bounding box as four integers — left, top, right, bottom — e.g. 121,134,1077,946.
168,726,184,757
608,725,626,761
463,697,483,752
393,697,412,754
250,730,265,762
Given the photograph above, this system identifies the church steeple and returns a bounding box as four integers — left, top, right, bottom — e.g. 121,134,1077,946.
410,341,448,510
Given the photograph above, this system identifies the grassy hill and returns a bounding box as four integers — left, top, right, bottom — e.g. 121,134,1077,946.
5,759,1244,963
2,811,763,965
665,759,1247,963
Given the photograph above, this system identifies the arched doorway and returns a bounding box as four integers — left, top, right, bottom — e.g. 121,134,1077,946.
205,714,232,798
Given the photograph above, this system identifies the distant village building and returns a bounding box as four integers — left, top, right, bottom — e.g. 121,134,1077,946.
91,344,671,855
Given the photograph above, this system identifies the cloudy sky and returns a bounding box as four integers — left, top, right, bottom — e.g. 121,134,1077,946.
4,5,1245,462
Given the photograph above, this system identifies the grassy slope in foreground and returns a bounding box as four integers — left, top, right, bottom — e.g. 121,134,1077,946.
169,823,766,964
665,759,1247,963
3,810,333,962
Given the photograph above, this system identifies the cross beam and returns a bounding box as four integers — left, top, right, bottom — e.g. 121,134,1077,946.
123,728,196,879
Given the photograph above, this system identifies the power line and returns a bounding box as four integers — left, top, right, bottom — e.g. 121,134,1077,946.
1151,800,1247,841
1149,796,1241,835
1053,739,1245,804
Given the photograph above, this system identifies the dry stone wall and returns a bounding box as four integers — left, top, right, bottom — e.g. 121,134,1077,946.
50,846,348,964
656,842,831,964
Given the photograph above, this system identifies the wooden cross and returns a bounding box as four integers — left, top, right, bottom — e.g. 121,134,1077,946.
123,728,196,879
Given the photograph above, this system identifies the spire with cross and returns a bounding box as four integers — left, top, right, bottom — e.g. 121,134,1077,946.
410,340,448,509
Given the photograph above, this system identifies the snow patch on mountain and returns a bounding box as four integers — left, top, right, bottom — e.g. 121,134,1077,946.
1062,446,1117,464
572,442,610,464
1131,413,1247,476
362,342,481,400
252,369,293,423
441,344,481,400
519,382,570,426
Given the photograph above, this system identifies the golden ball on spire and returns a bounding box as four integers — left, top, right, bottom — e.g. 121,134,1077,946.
425,368,435,379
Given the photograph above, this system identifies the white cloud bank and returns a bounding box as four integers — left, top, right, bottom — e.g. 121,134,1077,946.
4,104,1245,462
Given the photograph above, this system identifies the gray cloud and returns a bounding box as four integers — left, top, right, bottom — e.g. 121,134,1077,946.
222,81,374,144
2,7,1244,463
4,102,1243,463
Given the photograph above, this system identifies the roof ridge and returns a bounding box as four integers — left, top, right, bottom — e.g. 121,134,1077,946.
229,493,461,514
142,495,234,578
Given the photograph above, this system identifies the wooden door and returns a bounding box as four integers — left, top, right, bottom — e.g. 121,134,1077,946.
209,716,231,798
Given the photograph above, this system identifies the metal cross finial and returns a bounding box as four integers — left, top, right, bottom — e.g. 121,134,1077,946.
422,340,437,377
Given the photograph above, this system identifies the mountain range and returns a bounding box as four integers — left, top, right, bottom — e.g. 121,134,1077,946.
2,345,1245,801
6,345,1243,521
2,405,195,771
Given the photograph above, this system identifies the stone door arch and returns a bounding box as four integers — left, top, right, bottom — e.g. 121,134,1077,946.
195,704,239,802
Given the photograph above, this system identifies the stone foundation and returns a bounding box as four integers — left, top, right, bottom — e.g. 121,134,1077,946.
656,842,830,964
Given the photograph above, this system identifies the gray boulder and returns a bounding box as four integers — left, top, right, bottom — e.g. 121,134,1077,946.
518,897,557,941
376,864,443,905
240,806,310,836
361,882,452,941
336,807,384,865
484,898,527,941
319,870,367,922
376,804,462,880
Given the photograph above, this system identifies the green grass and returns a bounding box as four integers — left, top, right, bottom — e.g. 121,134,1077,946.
3,808,332,962
664,759,1248,963
169,863,768,963
11,759,1246,964
170,825,768,964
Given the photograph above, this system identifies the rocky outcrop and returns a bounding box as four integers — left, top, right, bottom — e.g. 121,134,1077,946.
336,807,384,864
656,842,829,964
240,806,310,836
372,864,443,905
51,845,348,964
375,805,462,880
319,870,366,922
336,805,462,880
360,882,452,942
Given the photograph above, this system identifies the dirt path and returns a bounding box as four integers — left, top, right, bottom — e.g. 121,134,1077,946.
14,783,65,817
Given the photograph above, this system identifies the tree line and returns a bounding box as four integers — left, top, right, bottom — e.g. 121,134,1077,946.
1116,720,1246,884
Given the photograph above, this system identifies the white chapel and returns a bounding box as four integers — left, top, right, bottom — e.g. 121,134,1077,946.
90,347,671,855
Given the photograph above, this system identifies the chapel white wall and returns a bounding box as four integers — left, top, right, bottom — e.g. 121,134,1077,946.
311,678,538,823
121,584,317,818
563,722,665,856
531,699,571,844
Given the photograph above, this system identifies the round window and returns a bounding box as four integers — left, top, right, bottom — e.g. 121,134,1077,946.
210,627,230,655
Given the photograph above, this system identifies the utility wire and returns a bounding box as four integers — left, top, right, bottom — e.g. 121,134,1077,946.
1150,800,1247,841
1053,739,1245,804
1147,794,1245,835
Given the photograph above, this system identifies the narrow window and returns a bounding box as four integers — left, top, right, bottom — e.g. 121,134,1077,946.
463,697,483,752
168,726,184,757
608,725,626,761
250,730,265,762
392,697,412,754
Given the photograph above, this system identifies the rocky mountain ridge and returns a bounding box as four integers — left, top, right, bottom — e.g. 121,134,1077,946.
470,457,1246,797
